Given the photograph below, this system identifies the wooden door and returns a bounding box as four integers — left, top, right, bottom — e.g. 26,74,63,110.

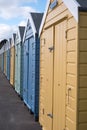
17,43,21,94
15,45,18,91
10,47,14,85
28,37,34,110
53,20,67,130
40,27,54,130
23,40,29,104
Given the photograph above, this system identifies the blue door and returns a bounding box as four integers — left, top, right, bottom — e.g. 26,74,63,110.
20,43,23,98
28,37,35,111
23,39,29,105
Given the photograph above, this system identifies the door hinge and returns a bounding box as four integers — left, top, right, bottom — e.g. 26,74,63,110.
48,46,54,52
65,30,68,39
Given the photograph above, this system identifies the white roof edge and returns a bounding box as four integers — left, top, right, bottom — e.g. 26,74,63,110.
23,20,28,43
63,0,80,22
39,0,50,36
29,13,37,35
0,41,9,54
39,0,80,36
11,34,15,47
15,26,21,45
23,12,37,42
5,41,9,51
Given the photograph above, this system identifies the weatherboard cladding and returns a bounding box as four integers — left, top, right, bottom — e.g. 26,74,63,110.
39,0,87,35
1,53,4,72
15,26,25,96
10,34,16,86
10,46,15,86
23,12,43,120
39,0,87,130
7,49,10,80
19,26,25,97
6,39,11,80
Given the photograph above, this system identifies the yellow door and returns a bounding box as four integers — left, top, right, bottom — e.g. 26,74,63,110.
53,20,67,130
10,47,15,86
40,27,53,130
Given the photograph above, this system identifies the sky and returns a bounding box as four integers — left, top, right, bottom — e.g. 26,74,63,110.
0,0,47,41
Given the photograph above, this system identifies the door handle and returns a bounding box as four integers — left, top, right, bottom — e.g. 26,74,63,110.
48,46,54,52
47,113,53,118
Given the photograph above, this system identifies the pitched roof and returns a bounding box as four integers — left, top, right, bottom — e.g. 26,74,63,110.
30,12,43,33
13,33,16,44
19,26,25,40
39,0,87,36
23,12,43,41
77,0,87,8
0,39,8,49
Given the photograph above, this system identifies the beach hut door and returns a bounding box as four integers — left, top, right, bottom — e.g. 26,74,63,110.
53,19,67,130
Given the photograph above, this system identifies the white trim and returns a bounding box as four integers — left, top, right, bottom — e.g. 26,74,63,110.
8,38,11,49
23,19,28,43
39,0,80,36
15,26,22,46
29,13,37,35
63,0,80,22
39,0,50,36
11,34,16,47
23,12,37,43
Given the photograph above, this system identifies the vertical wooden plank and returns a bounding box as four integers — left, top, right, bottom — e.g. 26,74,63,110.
53,19,66,130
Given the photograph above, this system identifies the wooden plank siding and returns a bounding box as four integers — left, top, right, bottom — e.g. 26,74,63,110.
66,15,77,130
78,12,87,130
4,51,6,75
39,31,46,127
40,1,78,130
10,46,15,86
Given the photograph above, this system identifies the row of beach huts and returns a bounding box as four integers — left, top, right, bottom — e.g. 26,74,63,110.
0,0,87,130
